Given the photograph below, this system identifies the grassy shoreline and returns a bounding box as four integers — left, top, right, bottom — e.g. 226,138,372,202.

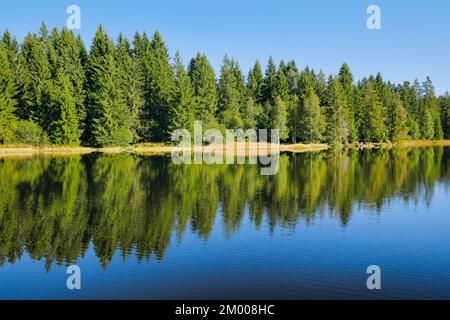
0,140,450,157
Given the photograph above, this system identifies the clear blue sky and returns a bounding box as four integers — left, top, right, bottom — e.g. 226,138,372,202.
1,0,449,94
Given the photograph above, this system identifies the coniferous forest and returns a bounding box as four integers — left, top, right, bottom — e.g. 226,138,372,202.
0,24,449,147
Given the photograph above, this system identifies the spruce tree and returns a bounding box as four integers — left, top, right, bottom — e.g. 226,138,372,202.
247,60,264,105
117,33,144,142
188,53,218,128
218,55,243,128
170,51,196,133
337,63,357,142
364,82,388,143
263,57,277,104
85,25,114,144
299,86,325,143
242,96,260,129
17,32,53,130
49,70,81,145
0,44,17,143
48,27,86,143
274,64,289,102
422,77,443,140
142,31,175,141
388,92,409,141
439,92,450,139
87,26,133,146
273,96,289,141
324,76,357,146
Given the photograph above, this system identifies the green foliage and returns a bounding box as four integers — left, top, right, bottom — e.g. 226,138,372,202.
48,70,81,145
0,44,17,143
364,82,388,143
247,60,264,105
141,31,176,141
188,53,218,128
325,77,354,146
1,25,449,146
299,86,325,143
169,52,196,134
218,55,245,128
273,96,289,141
439,93,450,139
12,120,47,146
388,93,409,141
92,54,134,147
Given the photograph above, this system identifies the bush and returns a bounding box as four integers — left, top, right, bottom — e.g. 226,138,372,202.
12,120,47,146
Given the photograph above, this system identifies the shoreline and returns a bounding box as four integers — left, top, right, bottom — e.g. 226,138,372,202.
0,140,449,157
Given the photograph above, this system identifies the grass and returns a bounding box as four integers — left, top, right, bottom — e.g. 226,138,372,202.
0,140,449,157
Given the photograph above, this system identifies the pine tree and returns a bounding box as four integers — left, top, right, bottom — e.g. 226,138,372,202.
259,57,277,129
421,77,443,140
242,96,260,129
388,92,409,141
49,70,81,145
338,63,357,142
263,57,277,104
116,33,144,142
364,82,388,143
324,76,356,146
0,44,17,143
92,54,133,146
1,30,19,68
273,96,288,141
299,86,325,143
188,53,218,128
439,92,450,139
87,26,133,146
48,27,86,143
218,55,243,128
285,60,300,97
85,25,114,144
247,60,264,104
170,51,196,133
274,64,289,102
17,31,53,130
141,31,176,141
316,70,327,106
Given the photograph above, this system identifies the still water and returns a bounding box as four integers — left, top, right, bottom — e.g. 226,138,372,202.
0,147,449,299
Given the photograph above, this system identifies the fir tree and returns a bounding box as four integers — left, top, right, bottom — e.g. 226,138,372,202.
116,33,144,142
188,53,218,128
273,96,288,141
170,51,196,133
299,86,325,143
49,70,81,145
364,82,388,143
141,31,175,141
247,60,264,104
87,26,133,146
218,55,244,128
325,76,354,146
388,92,409,141
0,44,17,143
439,93,450,138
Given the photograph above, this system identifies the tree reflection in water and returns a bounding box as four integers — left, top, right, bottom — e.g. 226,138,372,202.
0,147,448,270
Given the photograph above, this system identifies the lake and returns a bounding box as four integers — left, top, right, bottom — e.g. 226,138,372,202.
0,147,449,299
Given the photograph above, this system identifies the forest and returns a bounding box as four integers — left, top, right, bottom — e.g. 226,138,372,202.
0,24,449,147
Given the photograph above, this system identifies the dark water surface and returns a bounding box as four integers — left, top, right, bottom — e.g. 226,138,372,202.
0,147,449,299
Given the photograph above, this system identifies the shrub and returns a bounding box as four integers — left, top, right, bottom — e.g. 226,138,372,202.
12,120,47,146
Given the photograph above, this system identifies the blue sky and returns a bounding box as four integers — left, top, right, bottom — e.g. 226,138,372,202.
1,0,449,94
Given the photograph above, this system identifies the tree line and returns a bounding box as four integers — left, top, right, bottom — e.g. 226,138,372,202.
0,24,449,147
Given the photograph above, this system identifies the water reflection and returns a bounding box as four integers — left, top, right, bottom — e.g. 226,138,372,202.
0,147,449,270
